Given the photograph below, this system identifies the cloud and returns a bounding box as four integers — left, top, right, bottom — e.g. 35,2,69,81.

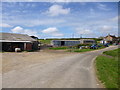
0,23,13,27
75,28,97,38
2,15,66,27
1,0,34,2
52,0,72,2
42,27,58,33
111,16,118,21
98,25,118,36
41,27,63,37
90,8,95,14
2,0,120,2
110,16,120,22
18,2,36,7
79,2,86,5
11,26,38,36
46,4,70,16
76,28,94,36
25,19,66,27
100,25,112,32
11,26,24,33
97,3,111,11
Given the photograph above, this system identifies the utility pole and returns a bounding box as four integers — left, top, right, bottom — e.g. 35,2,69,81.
80,34,82,39
72,33,74,38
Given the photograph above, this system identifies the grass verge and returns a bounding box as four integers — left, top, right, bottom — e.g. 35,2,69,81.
69,49,93,52
49,46,106,52
49,47,68,50
95,48,119,88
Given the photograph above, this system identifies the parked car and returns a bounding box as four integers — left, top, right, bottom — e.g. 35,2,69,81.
47,44,53,47
79,46,86,49
90,44,98,49
113,43,118,45
97,44,103,48
104,43,109,47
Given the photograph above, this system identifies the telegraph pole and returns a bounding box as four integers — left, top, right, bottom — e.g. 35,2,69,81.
72,33,74,38
80,34,82,39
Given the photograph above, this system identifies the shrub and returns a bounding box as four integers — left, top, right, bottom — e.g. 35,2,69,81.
76,44,92,48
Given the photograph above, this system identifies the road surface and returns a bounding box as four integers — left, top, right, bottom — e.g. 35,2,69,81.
2,46,118,88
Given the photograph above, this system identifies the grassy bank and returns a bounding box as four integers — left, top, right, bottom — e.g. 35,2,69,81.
95,48,119,88
103,48,119,57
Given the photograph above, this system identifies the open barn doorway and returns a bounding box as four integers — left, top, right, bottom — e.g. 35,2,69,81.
61,41,65,46
2,42,24,52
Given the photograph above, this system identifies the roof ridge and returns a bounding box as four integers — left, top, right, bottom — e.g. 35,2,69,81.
0,32,28,35
0,33,37,41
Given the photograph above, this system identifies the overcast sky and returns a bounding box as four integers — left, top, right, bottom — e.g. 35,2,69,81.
0,1,118,38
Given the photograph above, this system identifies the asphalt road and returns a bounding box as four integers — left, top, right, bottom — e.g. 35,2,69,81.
2,46,118,88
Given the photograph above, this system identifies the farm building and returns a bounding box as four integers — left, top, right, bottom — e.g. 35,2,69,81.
51,40,80,46
80,39,95,44
100,34,118,44
100,40,107,44
0,33,39,52
51,39,95,46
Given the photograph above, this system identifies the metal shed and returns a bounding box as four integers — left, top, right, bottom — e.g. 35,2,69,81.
51,39,96,47
80,39,95,44
51,40,80,46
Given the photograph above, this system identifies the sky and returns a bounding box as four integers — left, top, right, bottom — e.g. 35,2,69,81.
0,1,119,39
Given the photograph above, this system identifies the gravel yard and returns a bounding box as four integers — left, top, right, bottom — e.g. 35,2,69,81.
1,46,117,88
2,50,75,73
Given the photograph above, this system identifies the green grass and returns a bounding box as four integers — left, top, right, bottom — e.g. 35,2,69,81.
96,48,119,88
103,48,120,57
69,46,105,53
38,39,51,44
49,47,68,50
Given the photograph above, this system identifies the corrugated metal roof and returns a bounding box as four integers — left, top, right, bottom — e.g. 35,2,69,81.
0,33,37,42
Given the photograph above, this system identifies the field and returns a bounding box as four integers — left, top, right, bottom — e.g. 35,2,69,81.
38,39,51,44
95,48,119,88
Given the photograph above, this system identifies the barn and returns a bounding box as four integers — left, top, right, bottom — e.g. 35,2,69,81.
80,39,95,44
51,39,95,47
51,40,80,46
0,33,39,52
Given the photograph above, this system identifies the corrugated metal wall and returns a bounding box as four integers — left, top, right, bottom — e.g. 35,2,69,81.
26,43,32,51
51,40,80,46
64,41,80,46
